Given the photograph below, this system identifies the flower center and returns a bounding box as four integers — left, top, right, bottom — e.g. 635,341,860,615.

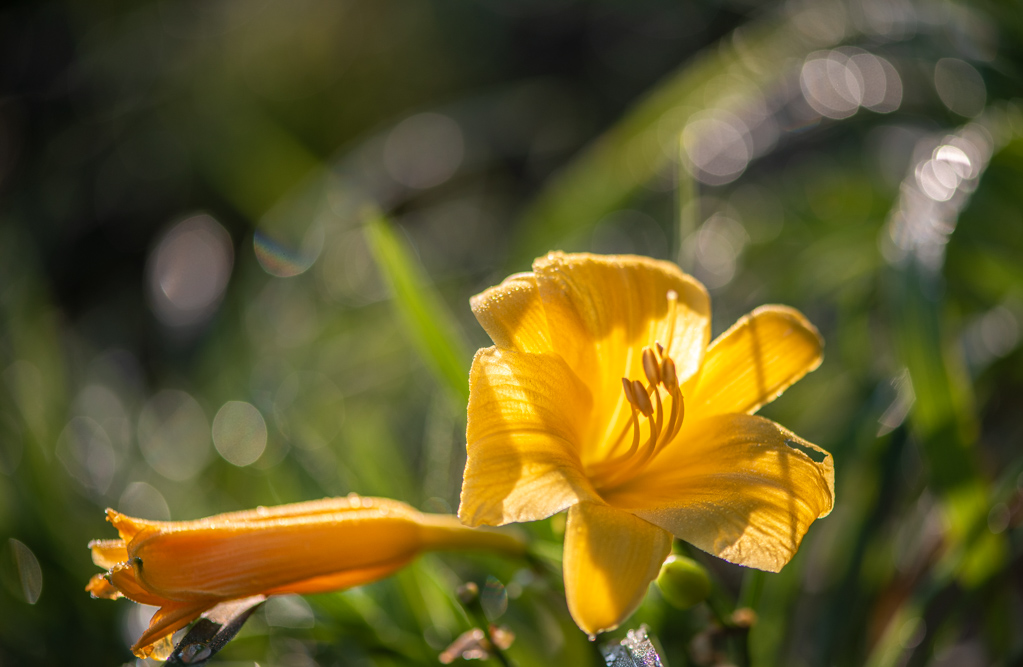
588,291,686,491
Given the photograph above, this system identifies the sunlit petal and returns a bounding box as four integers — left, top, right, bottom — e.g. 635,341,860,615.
461,347,599,526
89,539,127,569
470,272,552,353
106,561,171,606
107,509,162,542
687,306,823,417
604,414,834,573
563,502,672,636
133,600,217,659
533,252,711,389
86,573,123,600
464,343,597,527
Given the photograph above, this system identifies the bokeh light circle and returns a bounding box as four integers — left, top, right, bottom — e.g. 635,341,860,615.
138,390,211,481
56,416,116,494
274,372,345,451
212,400,268,467
682,111,753,185
383,113,464,189
934,58,986,118
6,539,42,605
118,481,171,521
147,214,234,328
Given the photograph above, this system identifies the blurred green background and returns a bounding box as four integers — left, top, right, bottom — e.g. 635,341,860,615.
2,0,1023,665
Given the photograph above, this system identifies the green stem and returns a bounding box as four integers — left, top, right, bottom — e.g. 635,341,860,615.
418,515,528,558
488,639,514,667
704,591,732,629
738,569,765,610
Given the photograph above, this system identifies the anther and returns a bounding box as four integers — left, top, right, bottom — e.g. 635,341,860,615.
656,341,665,358
661,356,678,390
642,347,661,386
631,380,653,416
622,377,637,407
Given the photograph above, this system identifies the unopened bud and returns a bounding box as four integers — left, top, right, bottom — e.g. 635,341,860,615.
656,554,711,610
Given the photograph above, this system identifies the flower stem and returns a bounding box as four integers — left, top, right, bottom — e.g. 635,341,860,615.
418,515,528,558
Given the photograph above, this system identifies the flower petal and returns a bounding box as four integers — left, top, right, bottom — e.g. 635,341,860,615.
106,561,170,606
89,539,127,569
470,272,552,353
603,414,834,573
460,347,600,526
563,503,672,637
133,600,216,659
533,252,710,387
687,306,823,418
106,508,161,542
85,573,123,600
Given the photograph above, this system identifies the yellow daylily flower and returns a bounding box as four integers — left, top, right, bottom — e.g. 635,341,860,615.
87,495,525,658
459,252,834,637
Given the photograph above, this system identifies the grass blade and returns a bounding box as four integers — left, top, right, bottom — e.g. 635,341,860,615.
364,211,472,406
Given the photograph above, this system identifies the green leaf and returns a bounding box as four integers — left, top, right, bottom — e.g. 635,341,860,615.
363,211,472,406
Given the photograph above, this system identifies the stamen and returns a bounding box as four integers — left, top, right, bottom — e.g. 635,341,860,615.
593,407,641,478
650,380,664,433
622,378,637,408
591,344,689,490
607,378,642,454
624,410,641,457
659,357,684,447
643,411,660,458
597,408,659,488
626,384,666,477
631,380,653,416
669,393,685,442
661,356,677,390
642,347,661,386
606,407,637,452
609,409,664,486
661,388,683,448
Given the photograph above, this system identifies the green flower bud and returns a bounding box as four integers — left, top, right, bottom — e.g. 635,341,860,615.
655,554,711,610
